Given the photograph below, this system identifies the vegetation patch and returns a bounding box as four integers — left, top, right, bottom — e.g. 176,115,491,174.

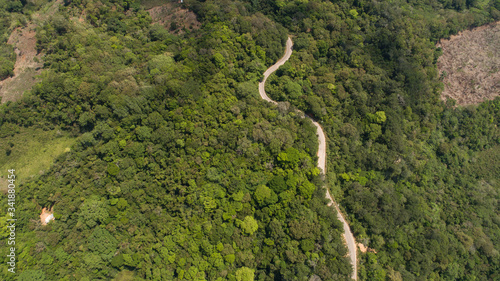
0,128,74,183
469,144,500,179
437,21,500,105
147,2,200,34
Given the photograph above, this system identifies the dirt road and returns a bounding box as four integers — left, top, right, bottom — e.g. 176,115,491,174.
258,37,357,280
258,38,293,104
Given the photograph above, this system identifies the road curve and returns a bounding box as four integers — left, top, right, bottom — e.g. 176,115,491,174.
258,36,358,280
258,38,293,104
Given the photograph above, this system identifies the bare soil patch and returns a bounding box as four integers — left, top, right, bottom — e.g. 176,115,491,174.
147,3,200,34
40,207,55,225
437,21,500,106
358,242,377,253
0,0,62,103
0,23,43,103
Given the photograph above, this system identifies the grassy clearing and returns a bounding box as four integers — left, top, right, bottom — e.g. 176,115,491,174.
0,128,75,185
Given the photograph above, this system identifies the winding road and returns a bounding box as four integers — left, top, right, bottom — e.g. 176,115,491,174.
259,37,358,280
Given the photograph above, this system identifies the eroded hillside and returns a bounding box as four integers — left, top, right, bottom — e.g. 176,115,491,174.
0,0,61,103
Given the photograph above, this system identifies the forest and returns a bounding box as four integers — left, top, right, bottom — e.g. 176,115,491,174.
0,0,499,280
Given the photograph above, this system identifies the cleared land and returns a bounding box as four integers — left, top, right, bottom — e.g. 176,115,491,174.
147,3,201,34
0,22,43,104
0,128,74,185
0,0,62,103
437,21,500,105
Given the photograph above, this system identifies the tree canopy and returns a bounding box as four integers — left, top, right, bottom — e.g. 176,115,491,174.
0,0,499,280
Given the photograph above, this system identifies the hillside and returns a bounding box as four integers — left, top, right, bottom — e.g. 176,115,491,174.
0,0,499,280
0,0,60,103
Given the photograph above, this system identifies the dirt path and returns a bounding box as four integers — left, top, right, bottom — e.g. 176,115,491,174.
258,37,357,280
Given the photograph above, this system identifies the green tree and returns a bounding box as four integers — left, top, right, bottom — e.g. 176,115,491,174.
79,198,109,228
240,216,258,235
213,53,225,69
268,175,287,193
17,270,46,281
253,185,277,206
88,228,118,261
236,267,255,281
298,181,315,199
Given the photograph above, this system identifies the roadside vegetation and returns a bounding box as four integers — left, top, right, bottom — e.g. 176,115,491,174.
262,0,500,279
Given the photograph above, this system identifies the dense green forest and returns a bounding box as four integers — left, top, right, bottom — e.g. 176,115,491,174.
262,0,500,280
0,0,350,280
0,0,499,280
